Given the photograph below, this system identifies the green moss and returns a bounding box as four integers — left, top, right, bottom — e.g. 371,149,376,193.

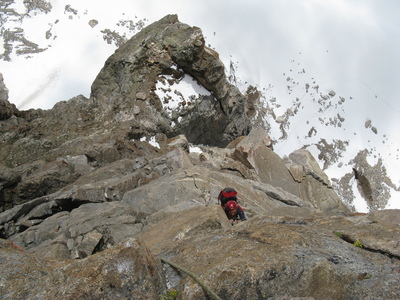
160,288,178,300
334,231,343,238
353,240,363,248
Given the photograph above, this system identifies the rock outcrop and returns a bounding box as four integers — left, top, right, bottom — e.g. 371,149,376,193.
0,237,166,299
0,15,399,300
0,73,19,120
141,207,400,300
90,14,251,147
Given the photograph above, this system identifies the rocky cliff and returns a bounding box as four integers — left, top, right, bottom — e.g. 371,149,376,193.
0,15,399,300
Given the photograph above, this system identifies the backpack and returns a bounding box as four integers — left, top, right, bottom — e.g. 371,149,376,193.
218,187,238,207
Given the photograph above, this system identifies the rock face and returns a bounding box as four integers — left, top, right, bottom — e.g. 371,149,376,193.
0,237,166,299
142,207,400,300
0,15,399,300
90,14,251,147
0,73,19,120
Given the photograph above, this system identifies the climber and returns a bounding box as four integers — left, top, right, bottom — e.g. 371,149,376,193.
217,187,238,207
224,200,246,225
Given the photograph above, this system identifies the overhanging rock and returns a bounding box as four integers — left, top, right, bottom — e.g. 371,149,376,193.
90,14,251,147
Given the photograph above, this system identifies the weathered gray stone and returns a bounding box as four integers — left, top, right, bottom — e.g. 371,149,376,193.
0,166,20,189
0,73,19,120
228,128,349,215
289,149,332,187
60,155,93,176
0,166,21,211
121,167,208,214
250,180,310,207
90,14,251,147
231,128,300,193
76,231,103,258
0,149,195,240
140,206,400,300
7,201,147,259
287,163,305,183
11,160,80,206
0,14,396,300
166,134,189,153
0,237,166,299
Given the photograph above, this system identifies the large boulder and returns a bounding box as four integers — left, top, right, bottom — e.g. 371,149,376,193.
228,128,349,215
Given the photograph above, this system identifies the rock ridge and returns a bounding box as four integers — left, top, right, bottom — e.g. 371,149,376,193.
0,14,399,300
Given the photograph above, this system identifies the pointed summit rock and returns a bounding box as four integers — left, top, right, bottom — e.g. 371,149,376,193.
91,14,251,147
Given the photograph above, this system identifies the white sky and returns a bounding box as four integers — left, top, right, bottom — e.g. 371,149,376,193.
155,72,211,118
1,0,400,211
2,0,399,112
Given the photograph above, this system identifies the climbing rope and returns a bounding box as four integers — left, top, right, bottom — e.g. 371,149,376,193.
160,257,222,300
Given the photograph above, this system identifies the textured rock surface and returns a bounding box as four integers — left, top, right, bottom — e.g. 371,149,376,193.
90,14,251,147
141,206,400,300
0,237,166,299
0,73,19,120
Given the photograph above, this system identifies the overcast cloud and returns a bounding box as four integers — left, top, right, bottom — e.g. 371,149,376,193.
2,0,399,112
